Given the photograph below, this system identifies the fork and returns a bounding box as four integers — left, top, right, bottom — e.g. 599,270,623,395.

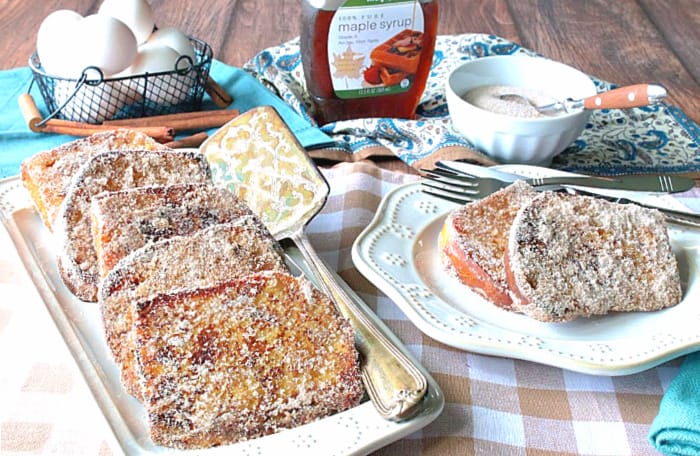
420,168,510,203
420,168,700,229
422,163,693,199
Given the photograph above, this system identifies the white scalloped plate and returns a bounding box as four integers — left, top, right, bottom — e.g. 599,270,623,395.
0,176,443,456
352,165,700,375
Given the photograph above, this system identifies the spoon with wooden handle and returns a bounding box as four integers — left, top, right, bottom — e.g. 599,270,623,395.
499,83,667,116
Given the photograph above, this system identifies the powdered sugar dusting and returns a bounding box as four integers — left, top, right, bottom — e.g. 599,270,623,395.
440,180,537,307
99,217,288,399
134,272,364,449
508,191,682,322
54,149,211,301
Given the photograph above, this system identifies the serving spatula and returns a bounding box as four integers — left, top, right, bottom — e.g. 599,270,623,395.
201,106,428,421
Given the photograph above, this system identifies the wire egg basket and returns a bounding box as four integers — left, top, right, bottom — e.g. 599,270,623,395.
28,37,213,125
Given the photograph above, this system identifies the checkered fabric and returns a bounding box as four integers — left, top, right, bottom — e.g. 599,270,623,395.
1,161,692,455
309,162,682,456
0,258,117,454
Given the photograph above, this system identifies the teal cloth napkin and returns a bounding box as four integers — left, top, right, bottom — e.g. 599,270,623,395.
649,353,700,455
0,60,334,179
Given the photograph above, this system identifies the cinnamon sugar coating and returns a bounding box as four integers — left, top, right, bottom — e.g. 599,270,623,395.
54,150,211,301
439,180,537,308
99,218,288,399
90,183,255,280
135,271,364,449
507,191,682,322
23,128,366,450
440,181,682,322
20,130,169,232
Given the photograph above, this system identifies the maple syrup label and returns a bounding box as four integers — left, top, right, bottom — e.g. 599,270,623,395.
327,0,425,99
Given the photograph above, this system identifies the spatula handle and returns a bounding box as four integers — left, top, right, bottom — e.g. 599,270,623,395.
582,83,667,110
291,230,428,421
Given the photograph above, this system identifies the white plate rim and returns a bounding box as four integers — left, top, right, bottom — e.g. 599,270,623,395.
351,165,700,375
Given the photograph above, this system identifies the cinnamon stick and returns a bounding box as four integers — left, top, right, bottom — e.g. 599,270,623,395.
18,93,175,142
40,121,175,143
204,76,233,108
102,108,240,130
164,131,209,149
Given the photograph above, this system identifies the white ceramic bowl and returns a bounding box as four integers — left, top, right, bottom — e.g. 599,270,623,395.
445,55,597,165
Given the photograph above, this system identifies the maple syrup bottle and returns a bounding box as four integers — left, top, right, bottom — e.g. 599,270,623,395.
300,0,438,124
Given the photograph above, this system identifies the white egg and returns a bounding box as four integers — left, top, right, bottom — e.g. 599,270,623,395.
53,79,126,123
146,27,196,64
36,10,83,78
70,14,138,78
98,0,154,44
108,71,144,104
128,42,183,74
123,43,194,105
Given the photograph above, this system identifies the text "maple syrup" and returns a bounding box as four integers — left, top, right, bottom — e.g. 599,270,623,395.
300,0,438,124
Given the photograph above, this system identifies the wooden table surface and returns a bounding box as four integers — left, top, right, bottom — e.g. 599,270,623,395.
3,0,700,126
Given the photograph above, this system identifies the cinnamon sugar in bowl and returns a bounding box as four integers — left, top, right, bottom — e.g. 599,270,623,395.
445,55,597,165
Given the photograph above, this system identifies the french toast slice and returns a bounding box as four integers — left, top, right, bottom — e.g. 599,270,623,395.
439,180,537,309
134,271,364,449
99,218,288,399
506,191,682,322
90,183,255,280
20,130,169,232
54,149,211,301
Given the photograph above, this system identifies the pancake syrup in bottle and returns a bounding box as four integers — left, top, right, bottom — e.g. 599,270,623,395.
300,0,438,124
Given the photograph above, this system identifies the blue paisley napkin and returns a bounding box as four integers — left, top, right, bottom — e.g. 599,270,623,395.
649,353,700,455
0,60,334,179
244,33,700,175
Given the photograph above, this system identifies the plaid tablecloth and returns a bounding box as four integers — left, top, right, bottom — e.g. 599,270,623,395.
1,161,691,455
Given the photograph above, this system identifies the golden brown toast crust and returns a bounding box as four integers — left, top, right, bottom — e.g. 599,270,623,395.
20,130,169,231
90,183,255,280
99,218,288,399
22,127,366,450
54,149,211,301
439,180,537,309
134,271,364,449
506,191,682,322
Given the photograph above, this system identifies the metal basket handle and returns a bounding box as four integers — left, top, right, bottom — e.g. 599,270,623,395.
28,66,105,127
